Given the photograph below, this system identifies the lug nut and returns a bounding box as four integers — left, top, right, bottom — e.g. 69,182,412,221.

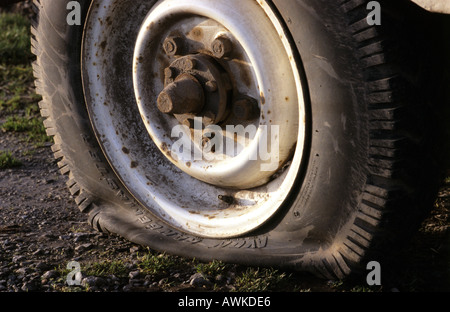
164,67,175,79
211,36,232,58
178,57,196,71
157,74,205,115
163,36,184,56
233,97,259,120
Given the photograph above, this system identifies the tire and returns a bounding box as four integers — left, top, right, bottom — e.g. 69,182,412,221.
32,0,442,279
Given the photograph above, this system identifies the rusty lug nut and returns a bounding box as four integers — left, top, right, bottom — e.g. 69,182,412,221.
178,57,196,71
164,67,175,79
211,36,232,58
233,97,259,120
163,36,184,56
157,74,205,115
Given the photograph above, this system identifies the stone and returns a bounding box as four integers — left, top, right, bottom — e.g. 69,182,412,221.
41,270,59,280
189,272,211,288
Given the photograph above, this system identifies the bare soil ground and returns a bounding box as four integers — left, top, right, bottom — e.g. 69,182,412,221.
1,127,449,292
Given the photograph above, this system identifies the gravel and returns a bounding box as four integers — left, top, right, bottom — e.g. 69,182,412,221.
1,130,450,293
0,132,272,292
0,133,155,292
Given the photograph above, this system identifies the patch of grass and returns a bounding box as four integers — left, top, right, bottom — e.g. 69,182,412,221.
0,13,48,146
21,149,35,156
83,260,130,279
0,64,35,97
0,63,41,120
0,150,22,169
348,285,377,292
0,12,38,108
0,12,33,64
195,260,228,277
233,267,289,292
51,260,130,292
1,115,51,145
2,115,37,132
137,252,181,276
50,266,87,292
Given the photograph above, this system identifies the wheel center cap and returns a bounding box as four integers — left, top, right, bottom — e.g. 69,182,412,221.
157,54,232,128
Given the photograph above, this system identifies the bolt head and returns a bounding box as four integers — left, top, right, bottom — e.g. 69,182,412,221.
164,67,175,79
163,36,184,56
211,36,232,58
157,92,174,114
157,74,205,115
179,57,196,71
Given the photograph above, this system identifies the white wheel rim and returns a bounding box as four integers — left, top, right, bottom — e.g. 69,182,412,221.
82,0,307,238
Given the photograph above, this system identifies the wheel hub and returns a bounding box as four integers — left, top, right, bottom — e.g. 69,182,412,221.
157,53,233,127
133,3,301,189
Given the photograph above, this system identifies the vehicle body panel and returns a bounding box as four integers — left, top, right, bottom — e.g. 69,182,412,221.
410,0,450,13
